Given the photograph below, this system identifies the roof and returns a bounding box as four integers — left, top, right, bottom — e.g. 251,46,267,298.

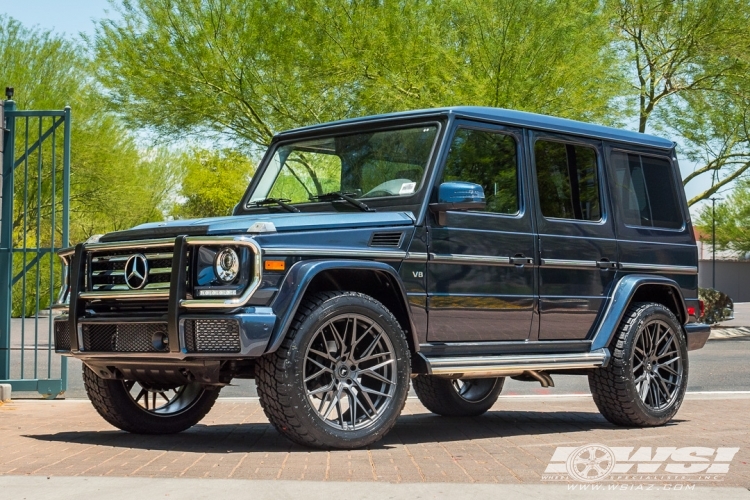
275,106,675,151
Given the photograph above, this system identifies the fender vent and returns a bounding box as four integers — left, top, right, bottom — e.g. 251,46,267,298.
369,232,404,247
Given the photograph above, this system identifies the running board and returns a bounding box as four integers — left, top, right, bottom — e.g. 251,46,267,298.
420,348,610,379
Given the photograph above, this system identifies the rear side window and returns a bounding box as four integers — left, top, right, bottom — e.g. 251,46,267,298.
611,152,683,229
534,140,601,221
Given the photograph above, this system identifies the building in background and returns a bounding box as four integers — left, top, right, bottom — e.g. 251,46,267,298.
696,228,750,302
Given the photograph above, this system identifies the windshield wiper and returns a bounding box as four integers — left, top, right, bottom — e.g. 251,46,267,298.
249,198,300,213
309,191,374,212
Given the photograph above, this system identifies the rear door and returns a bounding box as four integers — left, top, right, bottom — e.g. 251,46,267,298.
426,121,536,342
530,131,619,340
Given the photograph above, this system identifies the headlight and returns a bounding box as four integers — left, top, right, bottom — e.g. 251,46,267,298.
193,245,251,297
215,247,239,283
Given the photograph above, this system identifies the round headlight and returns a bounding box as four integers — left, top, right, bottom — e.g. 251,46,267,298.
214,247,240,283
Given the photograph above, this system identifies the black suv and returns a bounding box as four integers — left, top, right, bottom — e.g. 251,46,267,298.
54,107,709,449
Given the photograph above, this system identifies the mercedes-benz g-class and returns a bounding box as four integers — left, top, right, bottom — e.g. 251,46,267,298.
54,107,709,449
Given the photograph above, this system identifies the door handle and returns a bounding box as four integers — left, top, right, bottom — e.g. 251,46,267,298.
596,259,619,269
511,255,534,266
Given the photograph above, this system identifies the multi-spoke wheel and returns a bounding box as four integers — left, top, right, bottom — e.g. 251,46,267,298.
632,319,684,411
589,302,689,427
413,375,503,417
256,291,411,449
123,381,205,416
82,365,220,434
303,313,398,431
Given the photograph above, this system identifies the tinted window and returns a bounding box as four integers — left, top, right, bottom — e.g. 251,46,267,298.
611,152,683,229
535,140,601,221
442,128,518,214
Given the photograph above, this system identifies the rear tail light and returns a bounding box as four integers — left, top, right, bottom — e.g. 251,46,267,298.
688,301,705,319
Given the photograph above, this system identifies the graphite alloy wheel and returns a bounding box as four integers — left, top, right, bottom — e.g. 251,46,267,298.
82,365,220,434
256,291,411,449
413,375,504,417
589,302,689,427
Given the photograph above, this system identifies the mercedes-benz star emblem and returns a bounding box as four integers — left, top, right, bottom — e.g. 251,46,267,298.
124,254,149,290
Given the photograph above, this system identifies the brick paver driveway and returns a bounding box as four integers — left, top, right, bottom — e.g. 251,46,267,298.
1,394,748,488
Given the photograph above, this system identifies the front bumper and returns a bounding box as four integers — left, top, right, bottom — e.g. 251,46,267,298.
55,235,275,360
685,323,711,351
54,308,276,359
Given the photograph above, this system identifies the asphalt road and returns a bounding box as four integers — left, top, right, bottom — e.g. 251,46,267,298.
7,336,750,399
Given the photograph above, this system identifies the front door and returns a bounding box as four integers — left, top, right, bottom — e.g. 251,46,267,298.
426,121,535,342
529,131,618,340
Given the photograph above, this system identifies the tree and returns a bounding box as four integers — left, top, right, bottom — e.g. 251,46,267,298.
610,0,750,205
173,148,254,218
695,179,750,257
92,0,625,150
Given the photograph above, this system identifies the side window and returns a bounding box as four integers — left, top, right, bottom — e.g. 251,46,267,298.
534,140,601,221
611,152,683,229
442,128,518,214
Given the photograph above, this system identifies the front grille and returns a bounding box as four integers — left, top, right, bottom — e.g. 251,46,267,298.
369,231,404,247
184,319,241,353
82,323,169,352
87,248,174,292
54,321,71,351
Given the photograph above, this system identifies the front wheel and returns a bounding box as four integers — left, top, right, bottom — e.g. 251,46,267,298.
256,291,411,449
82,365,220,434
589,302,688,427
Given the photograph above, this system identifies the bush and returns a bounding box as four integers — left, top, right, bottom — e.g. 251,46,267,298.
698,288,733,324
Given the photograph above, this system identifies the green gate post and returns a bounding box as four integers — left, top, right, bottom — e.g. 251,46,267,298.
0,99,16,380
60,106,71,393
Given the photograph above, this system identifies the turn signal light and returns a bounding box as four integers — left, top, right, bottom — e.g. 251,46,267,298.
264,260,286,271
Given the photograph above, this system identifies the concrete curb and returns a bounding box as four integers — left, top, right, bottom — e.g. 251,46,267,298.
710,326,750,340
2,476,749,500
0,383,10,402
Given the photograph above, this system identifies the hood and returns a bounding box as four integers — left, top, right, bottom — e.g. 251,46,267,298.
99,211,416,243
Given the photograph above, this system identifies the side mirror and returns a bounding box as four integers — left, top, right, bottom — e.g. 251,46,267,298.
429,181,486,224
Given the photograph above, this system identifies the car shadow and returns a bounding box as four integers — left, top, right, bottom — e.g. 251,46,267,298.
24,408,682,453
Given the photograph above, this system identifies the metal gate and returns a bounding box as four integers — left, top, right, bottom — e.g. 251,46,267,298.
0,93,71,397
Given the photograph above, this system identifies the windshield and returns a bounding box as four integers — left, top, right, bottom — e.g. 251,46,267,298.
249,125,439,206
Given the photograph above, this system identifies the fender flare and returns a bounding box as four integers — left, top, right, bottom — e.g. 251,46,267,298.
590,275,688,351
265,259,418,354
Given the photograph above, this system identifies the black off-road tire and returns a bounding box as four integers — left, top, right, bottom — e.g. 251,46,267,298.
413,376,504,417
256,291,411,449
82,365,220,434
588,302,689,427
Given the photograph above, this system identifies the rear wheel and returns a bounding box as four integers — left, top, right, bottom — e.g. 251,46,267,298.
82,365,220,434
589,302,688,427
413,375,504,417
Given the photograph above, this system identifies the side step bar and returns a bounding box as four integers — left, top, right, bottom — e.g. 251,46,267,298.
420,348,610,379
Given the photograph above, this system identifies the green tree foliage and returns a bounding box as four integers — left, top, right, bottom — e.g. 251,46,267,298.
1,16,177,315
695,179,750,256
174,148,254,218
92,0,625,150
610,0,750,205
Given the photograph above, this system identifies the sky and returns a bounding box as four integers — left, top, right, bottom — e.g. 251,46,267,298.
2,0,115,39
1,2,718,216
